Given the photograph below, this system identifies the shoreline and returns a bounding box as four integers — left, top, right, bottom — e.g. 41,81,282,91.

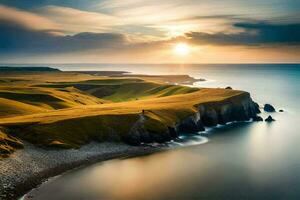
0,142,161,200
0,70,261,199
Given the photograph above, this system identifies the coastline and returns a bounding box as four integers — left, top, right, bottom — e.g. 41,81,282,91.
0,91,260,200
0,142,161,200
0,69,261,199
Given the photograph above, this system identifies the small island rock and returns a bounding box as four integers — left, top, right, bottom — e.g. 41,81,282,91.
279,109,284,112
265,115,275,122
252,115,263,122
225,86,232,89
264,104,275,112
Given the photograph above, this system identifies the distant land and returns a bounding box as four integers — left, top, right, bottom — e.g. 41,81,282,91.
0,66,60,72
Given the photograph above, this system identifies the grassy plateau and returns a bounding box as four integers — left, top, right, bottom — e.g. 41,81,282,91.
0,68,247,157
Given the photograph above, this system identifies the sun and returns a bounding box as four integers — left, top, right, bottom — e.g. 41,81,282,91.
174,43,190,56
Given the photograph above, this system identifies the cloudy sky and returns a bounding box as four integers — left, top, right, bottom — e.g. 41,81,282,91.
0,0,299,63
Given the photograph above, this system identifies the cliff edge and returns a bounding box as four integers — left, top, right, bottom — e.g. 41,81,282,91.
0,89,260,149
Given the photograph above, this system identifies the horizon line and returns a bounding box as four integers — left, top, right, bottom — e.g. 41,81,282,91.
0,62,300,65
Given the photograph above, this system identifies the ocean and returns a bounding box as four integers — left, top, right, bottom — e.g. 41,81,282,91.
18,63,300,199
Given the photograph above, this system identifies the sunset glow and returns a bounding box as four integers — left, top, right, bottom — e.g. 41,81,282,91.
174,43,190,56
0,1,300,200
0,1,298,63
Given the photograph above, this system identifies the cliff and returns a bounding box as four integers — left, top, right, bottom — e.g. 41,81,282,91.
0,72,261,154
125,92,260,145
0,89,260,150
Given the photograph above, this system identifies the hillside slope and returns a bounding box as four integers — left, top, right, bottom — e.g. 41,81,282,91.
36,78,199,102
0,88,259,149
0,71,260,157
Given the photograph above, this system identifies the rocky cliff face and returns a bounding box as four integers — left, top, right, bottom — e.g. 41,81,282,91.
198,92,260,128
125,92,260,145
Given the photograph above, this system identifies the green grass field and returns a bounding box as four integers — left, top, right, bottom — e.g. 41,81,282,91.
0,71,246,156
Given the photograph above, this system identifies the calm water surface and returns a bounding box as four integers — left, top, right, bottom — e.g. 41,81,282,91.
23,64,300,200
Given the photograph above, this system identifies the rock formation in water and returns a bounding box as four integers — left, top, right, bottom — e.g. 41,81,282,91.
252,115,263,121
264,104,275,112
265,115,275,122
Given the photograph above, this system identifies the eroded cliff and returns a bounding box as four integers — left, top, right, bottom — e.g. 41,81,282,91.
125,92,260,145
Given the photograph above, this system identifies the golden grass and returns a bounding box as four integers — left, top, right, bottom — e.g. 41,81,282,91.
35,78,199,102
0,97,46,117
0,71,247,150
0,88,244,124
0,128,23,158
0,85,105,117
0,88,246,148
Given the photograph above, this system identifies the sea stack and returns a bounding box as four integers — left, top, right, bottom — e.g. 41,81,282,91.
264,104,276,112
252,115,263,121
265,115,275,122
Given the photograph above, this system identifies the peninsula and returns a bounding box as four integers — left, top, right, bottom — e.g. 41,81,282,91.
0,67,260,199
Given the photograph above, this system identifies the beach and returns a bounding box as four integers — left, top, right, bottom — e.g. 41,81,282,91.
0,142,159,200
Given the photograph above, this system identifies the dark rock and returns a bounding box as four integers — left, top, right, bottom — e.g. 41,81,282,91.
201,108,218,127
151,132,171,143
196,120,205,132
265,115,275,122
177,117,200,133
123,132,141,145
168,126,178,138
140,132,153,143
231,105,250,121
279,109,284,112
252,115,263,122
218,104,236,124
253,102,261,114
264,104,275,112
106,128,122,142
225,86,232,89
126,93,261,145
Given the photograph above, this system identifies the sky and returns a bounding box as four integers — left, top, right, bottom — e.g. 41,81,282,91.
0,0,299,63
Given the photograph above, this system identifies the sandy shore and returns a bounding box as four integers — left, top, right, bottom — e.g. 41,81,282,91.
0,142,159,200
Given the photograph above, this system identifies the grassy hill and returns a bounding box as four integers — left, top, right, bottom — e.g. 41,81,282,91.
0,88,245,149
0,71,250,157
0,86,105,117
36,78,199,102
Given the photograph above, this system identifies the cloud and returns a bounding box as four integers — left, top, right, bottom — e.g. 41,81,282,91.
0,4,125,35
36,6,121,34
185,22,300,45
0,3,299,64
0,4,58,32
1,15,299,58
0,19,128,54
104,1,216,26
